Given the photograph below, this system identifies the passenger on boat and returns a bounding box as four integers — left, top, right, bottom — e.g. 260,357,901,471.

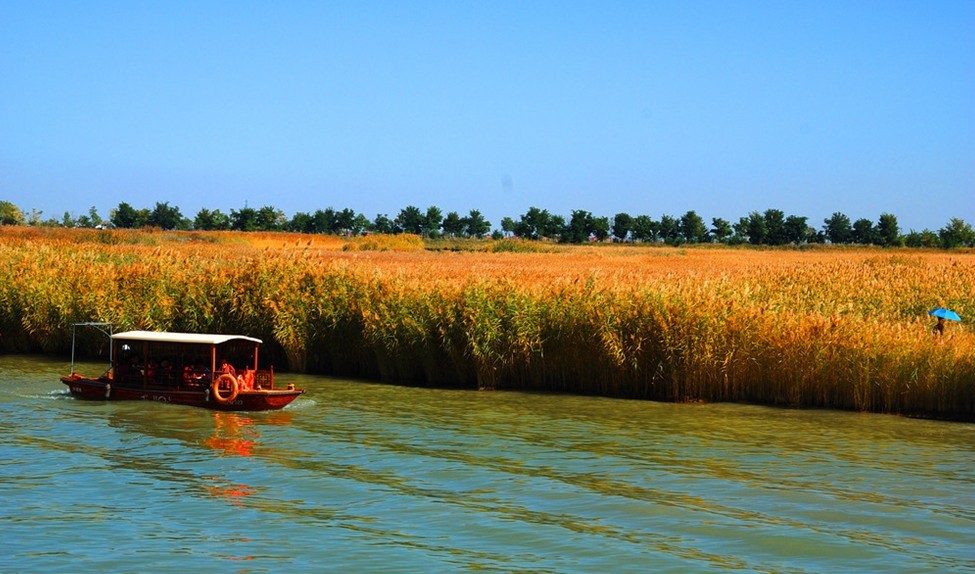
146,359,169,385
121,356,139,378
219,359,237,377
193,364,210,380
238,368,255,391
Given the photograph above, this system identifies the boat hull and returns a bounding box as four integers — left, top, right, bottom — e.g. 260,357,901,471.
61,374,303,411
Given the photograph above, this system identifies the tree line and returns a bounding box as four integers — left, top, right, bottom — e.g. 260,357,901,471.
2,199,973,248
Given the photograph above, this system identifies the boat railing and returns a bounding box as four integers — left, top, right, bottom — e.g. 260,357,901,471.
254,368,274,390
212,367,275,391
112,366,275,392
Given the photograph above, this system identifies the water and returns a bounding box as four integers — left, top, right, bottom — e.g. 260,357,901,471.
2,355,973,573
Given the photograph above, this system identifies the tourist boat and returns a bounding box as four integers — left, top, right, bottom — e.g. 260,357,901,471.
61,326,304,411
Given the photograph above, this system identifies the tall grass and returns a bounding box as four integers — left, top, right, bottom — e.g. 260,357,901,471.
2,227,973,419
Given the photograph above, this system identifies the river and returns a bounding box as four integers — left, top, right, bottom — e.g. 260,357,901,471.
1,355,973,573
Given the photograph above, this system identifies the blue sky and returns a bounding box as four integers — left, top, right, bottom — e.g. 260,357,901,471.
2,1,972,232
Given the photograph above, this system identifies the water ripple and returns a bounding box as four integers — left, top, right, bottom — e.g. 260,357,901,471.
2,357,974,572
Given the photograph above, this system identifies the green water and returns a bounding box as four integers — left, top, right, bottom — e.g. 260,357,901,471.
1,355,973,573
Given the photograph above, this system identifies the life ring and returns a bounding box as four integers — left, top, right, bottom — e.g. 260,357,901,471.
212,374,239,404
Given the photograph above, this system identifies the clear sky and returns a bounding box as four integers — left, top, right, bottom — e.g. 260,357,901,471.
2,1,973,232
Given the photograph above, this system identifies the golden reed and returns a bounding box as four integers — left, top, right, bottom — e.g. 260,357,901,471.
2,227,972,420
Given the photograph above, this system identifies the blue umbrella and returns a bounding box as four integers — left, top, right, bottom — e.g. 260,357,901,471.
929,308,962,322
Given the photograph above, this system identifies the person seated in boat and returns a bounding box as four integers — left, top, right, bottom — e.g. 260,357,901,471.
119,356,137,379
127,356,143,375
157,359,174,384
238,367,255,391
219,358,237,378
146,359,159,382
191,363,209,381
145,359,157,380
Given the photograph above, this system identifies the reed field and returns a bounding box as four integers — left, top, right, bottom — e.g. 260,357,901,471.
2,226,973,420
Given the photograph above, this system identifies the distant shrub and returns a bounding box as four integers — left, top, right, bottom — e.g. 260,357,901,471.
491,239,553,253
344,234,425,252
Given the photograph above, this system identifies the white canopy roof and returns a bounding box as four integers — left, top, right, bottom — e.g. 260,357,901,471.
112,331,262,346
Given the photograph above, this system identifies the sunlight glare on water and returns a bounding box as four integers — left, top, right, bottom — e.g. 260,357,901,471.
1,355,974,573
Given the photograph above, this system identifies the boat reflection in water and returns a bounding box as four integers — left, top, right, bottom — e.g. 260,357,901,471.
97,399,296,511
205,412,259,457
202,410,296,510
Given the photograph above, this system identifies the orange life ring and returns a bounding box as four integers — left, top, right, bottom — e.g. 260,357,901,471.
212,374,239,404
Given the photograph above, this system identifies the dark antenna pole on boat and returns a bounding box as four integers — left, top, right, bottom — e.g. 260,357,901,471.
70,322,114,375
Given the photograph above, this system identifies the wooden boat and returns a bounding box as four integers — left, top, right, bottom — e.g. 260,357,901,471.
61,328,304,411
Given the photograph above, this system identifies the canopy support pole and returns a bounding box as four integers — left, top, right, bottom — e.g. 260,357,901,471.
69,322,114,376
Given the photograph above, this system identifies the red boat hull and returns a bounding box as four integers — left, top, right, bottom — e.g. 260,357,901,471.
61,374,303,411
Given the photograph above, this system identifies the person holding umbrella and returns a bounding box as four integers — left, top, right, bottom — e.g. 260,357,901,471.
929,308,962,340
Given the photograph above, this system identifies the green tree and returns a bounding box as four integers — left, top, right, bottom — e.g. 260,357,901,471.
680,210,708,243
657,214,682,246
630,215,657,242
314,208,339,233
26,208,43,226
287,211,315,233
147,202,185,230
76,206,103,228
394,206,424,234
851,218,877,245
515,207,552,240
335,208,359,235
562,210,594,243
784,215,812,244
111,202,147,228
547,215,566,240
877,213,901,247
255,206,285,231
710,217,732,243
763,209,787,245
231,206,259,231
0,200,25,225
423,206,443,237
500,217,516,237
195,208,231,230
612,212,633,242
735,212,767,245
441,211,464,237
463,210,491,237
371,213,395,234
938,218,975,248
592,216,610,241
351,213,370,235
91,206,103,227
823,212,852,244
904,229,940,248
